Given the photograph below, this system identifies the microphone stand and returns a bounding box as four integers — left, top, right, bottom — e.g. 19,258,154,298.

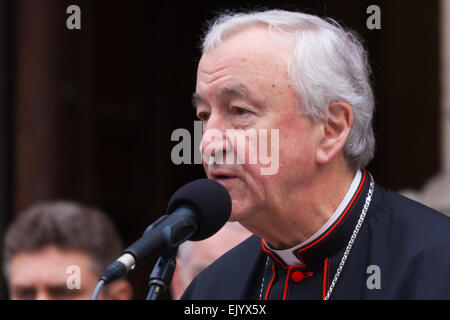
146,247,178,300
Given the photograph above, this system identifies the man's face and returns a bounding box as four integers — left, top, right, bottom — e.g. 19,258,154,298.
8,245,100,300
195,27,321,227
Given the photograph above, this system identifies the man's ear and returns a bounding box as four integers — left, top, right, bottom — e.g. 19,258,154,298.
103,279,133,300
315,102,353,164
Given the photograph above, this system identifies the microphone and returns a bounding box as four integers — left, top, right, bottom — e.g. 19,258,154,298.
98,178,232,285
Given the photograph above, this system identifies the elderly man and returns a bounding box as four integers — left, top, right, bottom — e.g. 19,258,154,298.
182,10,450,300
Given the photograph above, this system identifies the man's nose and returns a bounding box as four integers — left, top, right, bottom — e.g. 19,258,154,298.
200,114,231,162
35,290,50,300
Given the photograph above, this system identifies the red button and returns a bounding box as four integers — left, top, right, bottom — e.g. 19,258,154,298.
291,271,304,283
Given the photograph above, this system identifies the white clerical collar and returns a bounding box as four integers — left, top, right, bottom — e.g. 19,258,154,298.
264,169,362,266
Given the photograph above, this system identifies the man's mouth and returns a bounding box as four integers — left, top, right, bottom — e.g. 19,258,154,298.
210,172,238,184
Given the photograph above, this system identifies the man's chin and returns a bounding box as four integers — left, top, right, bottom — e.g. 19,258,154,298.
228,213,240,222
228,200,253,223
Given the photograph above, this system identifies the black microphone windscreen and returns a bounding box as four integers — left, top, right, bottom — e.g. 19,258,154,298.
167,179,232,241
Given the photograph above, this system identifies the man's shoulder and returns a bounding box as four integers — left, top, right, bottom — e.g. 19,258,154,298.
383,186,450,223
216,234,262,263
373,184,450,249
365,185,450,298
181,235,263,299
198,234,262,274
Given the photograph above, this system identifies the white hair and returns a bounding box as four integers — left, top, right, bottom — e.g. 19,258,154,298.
201,9,375,168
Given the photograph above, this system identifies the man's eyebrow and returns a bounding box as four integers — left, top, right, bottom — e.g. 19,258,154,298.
220,85,249,99
191,93,206,109
191,85,250,109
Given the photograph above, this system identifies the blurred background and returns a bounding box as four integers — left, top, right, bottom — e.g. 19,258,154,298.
0,0,448,299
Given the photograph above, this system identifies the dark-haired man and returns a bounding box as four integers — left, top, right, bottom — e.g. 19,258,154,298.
3,201,133,300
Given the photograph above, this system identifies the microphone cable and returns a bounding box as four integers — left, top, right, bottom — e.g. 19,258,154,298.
92,280,105,300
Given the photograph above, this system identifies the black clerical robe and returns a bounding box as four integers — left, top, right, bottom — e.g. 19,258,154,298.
182,170,450,300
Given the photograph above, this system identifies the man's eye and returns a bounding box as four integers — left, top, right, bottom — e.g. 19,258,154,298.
197,111,210,121
49,287,75,299
231,107,248,116
15,288,36,300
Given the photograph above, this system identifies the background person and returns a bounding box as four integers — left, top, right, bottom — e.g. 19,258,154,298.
3,201,133,300
170,222,251,300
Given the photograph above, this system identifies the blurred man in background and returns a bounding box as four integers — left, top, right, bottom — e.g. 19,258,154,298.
171,222,251,299
2,201,133,300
